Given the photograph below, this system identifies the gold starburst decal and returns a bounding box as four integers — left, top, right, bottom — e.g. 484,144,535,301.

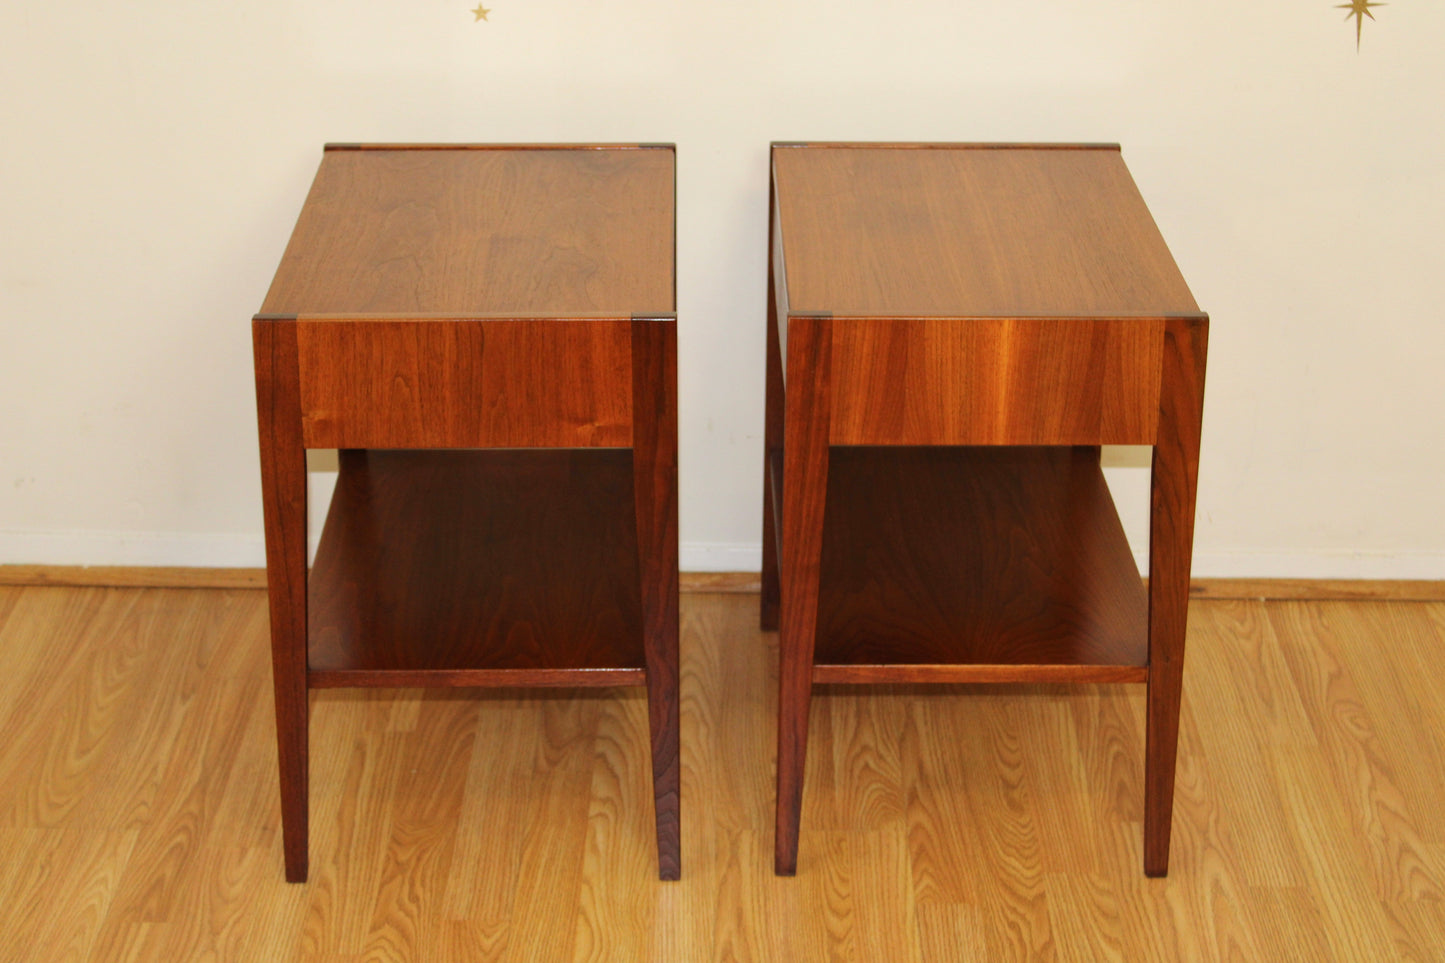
1337,0,1384,51
471,3,491,21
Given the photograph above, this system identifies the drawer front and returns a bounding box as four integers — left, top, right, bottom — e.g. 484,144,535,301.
829,317,1164,446
296,319,633,449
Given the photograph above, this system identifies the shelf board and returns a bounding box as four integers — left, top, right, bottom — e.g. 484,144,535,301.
797,446,1148,685
308,449,646,688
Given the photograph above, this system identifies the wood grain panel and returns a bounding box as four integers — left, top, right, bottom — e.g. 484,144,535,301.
956,698,1057,961
1272,602,1445,901
292,695,410,956
574,693,659,956
1,827,137,962
505,699,600,961
307,449,646,686
295,318,633,449
0,589,148,830
813,447,1149,675
829,316,1165,445
773,145,1197,318
439,695,542,925
358,694,478,960
262,147,674,317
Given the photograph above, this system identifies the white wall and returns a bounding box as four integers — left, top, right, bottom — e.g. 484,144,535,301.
1,1,1442,577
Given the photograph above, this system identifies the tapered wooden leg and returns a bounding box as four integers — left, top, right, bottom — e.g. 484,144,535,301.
253,316,310,883
760,184,785,631
1144,315,1208,877
775,314,832,876
632,316,681,880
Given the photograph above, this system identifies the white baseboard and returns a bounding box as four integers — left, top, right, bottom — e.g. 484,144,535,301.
0,531,1441,580
0,531,765,573
0,529,269,568
679,546,1445,580
679,542,763,572
1182,550,1445,581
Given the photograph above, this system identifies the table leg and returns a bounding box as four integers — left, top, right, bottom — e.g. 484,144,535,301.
1144,315,1208,877
253,316,310,883
633,317,681,880
775,314,832,876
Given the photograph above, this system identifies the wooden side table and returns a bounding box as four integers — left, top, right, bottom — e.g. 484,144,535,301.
762,143,1208,877
252,143,680,881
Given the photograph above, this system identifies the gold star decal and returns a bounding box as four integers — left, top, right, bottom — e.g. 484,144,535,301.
1337,0,1384,51
471,4,491,21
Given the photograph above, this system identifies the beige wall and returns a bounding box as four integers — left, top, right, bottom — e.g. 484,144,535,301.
1,1,1441,576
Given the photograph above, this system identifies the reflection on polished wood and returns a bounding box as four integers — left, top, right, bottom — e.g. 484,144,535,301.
812,447,1148,682
263,146,674,317
828,317,1166,446
2,586,1443,961
308,449,646,688
772,145,1197,319
295,319,637,450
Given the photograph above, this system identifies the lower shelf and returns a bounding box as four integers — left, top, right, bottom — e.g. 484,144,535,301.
775,446,1150,685
308,449,646,688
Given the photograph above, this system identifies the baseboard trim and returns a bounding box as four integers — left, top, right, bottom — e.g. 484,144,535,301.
1182,578,1445,602
0,565,270,590
1,565,1441,601
0,565,766,594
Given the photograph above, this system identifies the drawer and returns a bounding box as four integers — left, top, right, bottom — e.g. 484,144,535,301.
296,318,634,449
827,316,1164,446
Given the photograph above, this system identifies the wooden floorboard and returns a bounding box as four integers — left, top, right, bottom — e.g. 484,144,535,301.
0,586,1441,960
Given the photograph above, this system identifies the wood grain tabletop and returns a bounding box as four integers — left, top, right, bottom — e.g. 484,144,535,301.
773,144,1198,318
262,145,675,317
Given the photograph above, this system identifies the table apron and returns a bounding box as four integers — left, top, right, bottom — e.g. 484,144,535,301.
827,316,1164,446
295,318,635,449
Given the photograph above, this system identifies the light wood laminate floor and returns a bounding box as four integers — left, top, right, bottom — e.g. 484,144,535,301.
0,585,1442,961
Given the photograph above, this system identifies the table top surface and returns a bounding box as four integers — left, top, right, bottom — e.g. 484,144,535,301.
262,145,675,318
772,143,1198,319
